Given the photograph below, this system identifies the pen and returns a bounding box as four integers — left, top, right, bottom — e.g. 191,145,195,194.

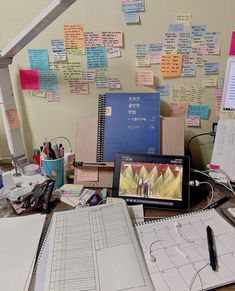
73,161,107,167
206,196,229,209
206,225,217,271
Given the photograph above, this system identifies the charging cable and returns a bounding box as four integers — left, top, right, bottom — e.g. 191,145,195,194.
189,179,214,210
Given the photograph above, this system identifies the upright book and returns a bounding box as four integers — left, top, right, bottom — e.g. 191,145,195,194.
97,92,161,162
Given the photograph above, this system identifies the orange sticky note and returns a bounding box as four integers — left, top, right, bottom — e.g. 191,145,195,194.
160,54,183,78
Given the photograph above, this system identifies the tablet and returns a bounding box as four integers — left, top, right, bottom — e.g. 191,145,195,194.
112,153,190,211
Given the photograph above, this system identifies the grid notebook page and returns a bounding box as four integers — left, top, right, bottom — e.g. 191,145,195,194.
43,201,154,291
135,209,235,291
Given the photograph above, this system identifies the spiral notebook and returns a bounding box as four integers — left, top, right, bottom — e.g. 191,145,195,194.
135,209,235,291
97,92,160,162
34,201,155,291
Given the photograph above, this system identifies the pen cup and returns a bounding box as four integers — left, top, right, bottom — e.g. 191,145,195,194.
41,158,64,188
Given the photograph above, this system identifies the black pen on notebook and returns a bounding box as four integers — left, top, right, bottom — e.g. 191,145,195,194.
206,196,229,209
206,225,218,271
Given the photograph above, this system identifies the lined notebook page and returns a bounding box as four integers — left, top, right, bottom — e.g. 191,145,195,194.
41,201,154,291
135,209,235,291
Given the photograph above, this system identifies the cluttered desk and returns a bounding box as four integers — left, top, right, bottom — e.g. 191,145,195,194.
1,1,235,290
1,155,235,291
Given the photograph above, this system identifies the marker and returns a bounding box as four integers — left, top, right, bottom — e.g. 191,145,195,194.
206,196,229,209
206,226,217,271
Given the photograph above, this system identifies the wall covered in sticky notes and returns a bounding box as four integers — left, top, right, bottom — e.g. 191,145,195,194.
0,0,235,168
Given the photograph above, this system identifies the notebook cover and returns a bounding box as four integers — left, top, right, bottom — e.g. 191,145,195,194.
97,92,161,162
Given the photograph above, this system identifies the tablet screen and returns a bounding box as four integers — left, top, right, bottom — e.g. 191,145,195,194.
112,153,190,211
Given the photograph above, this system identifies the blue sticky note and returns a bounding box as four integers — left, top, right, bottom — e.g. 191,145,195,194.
87,47,108,69
122,2,145,13
39,70,59,91
204,62,219,75
188,105,209,120
156,84,170,96
191,25,207,38
51,39,64,52
28,49,49,71
124,12,140,24
149,43,163,53
168,23,184,32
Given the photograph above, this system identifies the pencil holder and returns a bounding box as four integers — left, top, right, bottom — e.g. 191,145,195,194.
41,158,64,188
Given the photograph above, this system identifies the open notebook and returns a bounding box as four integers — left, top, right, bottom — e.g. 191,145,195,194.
135,209,235,291
35,200,154,291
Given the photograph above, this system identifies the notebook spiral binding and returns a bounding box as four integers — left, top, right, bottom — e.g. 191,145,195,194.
135,208,213,226
96,94,106,162
28,218,53,290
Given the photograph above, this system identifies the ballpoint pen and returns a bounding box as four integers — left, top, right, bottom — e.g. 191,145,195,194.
206,196,229,209
206,225,218,271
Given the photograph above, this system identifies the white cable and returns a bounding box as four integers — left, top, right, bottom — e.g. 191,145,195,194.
200,181,214,210
193,168,235,196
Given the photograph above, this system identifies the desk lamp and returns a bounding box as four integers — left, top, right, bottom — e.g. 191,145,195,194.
0,0,77,174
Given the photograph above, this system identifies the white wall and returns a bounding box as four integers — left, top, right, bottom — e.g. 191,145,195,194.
0,0,234,168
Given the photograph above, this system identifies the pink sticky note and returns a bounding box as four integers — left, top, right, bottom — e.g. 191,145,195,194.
229,31,235,56
19,69,40,90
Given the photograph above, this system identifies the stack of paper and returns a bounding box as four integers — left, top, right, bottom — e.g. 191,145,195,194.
59,184,84,207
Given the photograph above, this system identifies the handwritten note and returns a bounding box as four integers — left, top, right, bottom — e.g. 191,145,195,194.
69,80,89,94
202,75,218,87
87,47,108,69
46,91,60,102
6,109,20,129
175,13,192,27
204,32,220,55
84,32,103,47
135,69,154,85
156,84,170,96
168,23,184,32
121,0,145,13
28,49,49,71
160,54,183,77
106,47,122,59
136,55,151,67
186,116,201,127
51,39,64,52
204,62,219,75
76,167,98,182
39,71,59,91
188,105,209,120
51,51,67,62
95,69,108,88
81,70,95,82
64,24,84,48
102,32,123,47
61,63,82,81
124,12,140,24
108,77,122,89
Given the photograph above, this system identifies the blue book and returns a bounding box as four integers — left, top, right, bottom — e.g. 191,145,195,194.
97,92,160,162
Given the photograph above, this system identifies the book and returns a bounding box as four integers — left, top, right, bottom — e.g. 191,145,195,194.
36,200,155,291
97,92,161,162
135,208,235,291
